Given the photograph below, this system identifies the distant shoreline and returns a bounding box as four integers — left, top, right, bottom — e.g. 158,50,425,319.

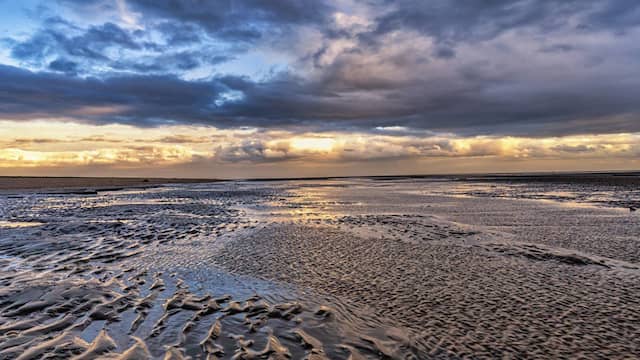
1,170,639,193
0,176,221,194
240,170,640,185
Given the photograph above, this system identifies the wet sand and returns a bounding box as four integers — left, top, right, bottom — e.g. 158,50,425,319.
0,177,639,358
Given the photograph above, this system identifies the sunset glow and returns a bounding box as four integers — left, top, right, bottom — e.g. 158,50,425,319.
289,138,336,152
1,119,639,177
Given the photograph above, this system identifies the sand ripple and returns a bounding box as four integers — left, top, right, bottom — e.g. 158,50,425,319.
1,180,639,359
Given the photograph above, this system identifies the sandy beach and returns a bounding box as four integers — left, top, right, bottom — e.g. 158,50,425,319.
0,175,638,358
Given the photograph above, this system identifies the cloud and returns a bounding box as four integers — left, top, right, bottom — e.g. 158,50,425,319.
48,58,79,74
0,65,228,125
155,135,213,144
6,16,234,76
551,144,595,153
1,120,639,178
0,0,640,139
124,0,334,42
370,1,640,44
11,21,140,64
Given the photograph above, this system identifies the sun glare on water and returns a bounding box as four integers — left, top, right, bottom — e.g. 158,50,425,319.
289,137,336,152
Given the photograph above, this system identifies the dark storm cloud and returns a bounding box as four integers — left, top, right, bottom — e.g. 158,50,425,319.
0,65,227,125
1,0,640,137
109,51,232,73
156,22,203,45
370,0,640,43
3,60,638,137
48,58,79,74
0,64,404,128
125,0,334,41
56,0,334,43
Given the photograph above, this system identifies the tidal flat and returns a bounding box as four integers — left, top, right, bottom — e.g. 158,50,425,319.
0,176,639,359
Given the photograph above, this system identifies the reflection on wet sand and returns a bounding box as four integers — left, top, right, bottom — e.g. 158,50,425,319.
0,178,639,358
0,221,44,228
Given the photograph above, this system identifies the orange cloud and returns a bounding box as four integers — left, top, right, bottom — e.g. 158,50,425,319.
1,120,639,176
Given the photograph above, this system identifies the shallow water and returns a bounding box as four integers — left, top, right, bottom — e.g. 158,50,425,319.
0,179,639,359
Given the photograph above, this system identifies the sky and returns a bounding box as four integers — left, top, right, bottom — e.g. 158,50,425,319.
1,0,639,178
